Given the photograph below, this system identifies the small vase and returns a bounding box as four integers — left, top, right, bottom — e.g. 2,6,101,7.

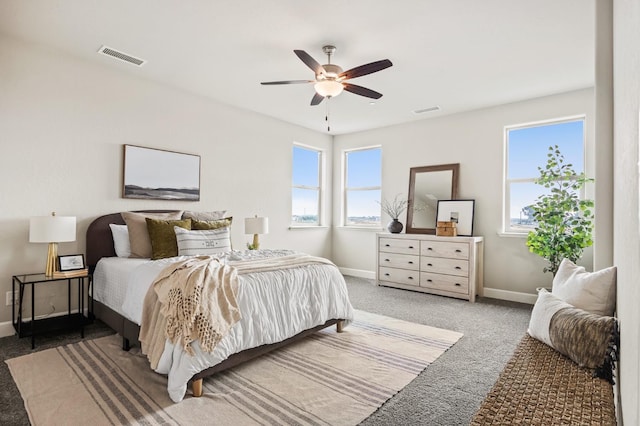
387,219,403,234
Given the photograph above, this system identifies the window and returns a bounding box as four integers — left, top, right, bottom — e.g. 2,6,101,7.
504,117,585,233
292,144,322,225
343,147,382,226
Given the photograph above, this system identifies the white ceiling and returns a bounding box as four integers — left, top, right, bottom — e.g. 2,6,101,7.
0,0,594,135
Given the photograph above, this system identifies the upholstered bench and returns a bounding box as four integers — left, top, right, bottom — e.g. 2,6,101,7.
471,334,616,425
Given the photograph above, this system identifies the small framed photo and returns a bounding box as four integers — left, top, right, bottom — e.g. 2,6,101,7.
436,200,475,236
58,254,85,271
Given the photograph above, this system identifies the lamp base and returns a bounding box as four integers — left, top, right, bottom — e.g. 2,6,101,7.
45,242,58,277
247,234,261,250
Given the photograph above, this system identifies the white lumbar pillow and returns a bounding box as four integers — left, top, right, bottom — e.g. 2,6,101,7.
552,258,616,316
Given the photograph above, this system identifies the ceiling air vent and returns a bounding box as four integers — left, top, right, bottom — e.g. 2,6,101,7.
98,45,146,67
413,106,441,114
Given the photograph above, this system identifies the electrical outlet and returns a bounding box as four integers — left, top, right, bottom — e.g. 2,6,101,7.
5,291,18,306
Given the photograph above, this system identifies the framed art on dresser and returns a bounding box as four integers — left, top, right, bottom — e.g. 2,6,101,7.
436,200,475,236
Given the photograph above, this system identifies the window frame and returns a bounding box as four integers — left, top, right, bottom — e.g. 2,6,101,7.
342,145,382,228
291,143,324,227
503,115,587,234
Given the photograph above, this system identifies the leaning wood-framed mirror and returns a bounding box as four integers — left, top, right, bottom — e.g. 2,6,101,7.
406,163,459,234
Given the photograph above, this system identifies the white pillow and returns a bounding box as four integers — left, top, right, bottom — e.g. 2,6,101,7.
174,226,231,256
109,224,131,258
552,259,617,316
528,289,574,347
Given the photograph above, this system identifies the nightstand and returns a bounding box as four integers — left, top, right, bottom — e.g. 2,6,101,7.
12,273,92,349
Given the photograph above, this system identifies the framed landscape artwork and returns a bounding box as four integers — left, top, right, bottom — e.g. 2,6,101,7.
123,145,201,201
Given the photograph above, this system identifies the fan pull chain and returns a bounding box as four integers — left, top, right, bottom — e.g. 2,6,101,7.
326,98,331,132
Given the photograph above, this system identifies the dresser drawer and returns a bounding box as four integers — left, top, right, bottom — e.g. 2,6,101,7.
379,238,420,255
421,256,469,277
420,272,469,294
379,266,419,286
420,240,469,260
379,253,420,271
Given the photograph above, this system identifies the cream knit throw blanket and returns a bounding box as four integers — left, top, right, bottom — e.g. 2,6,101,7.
140,253,335,369
140,256,241,369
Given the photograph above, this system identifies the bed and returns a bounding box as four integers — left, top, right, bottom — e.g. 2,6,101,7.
86,210,354,402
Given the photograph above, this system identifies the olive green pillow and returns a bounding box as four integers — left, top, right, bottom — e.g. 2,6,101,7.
192,217,233,230
146,218,192,260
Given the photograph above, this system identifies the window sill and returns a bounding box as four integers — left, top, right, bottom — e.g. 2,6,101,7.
288,225,329,230
337,226,384,232
497,231,529,238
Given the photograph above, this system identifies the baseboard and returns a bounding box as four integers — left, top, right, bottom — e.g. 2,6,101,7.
0,307,91,339
483,287,536,305
339,268,376,280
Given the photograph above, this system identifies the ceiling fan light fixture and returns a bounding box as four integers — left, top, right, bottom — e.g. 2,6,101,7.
314,80,344,98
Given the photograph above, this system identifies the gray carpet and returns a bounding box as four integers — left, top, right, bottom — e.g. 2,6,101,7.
0,276,532,425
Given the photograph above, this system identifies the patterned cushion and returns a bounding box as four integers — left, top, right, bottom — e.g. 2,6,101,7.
146,218,192,260
174,226,231,256
528,289,617,382
121,211,183,258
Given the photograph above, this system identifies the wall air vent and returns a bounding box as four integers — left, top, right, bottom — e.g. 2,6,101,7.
98,45,146,67
413,106,441,114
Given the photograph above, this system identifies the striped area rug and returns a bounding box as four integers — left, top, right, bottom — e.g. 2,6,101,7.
7,310,462,425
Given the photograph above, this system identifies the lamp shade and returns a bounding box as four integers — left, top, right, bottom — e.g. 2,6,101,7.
29,215,76,243
244,216,269,235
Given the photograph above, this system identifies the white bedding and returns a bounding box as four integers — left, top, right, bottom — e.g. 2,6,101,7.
93,249,354,402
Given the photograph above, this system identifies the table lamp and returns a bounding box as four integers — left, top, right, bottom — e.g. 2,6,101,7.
244,215,269,250
29,212,76,277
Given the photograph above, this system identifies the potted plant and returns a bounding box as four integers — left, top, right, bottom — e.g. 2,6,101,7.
379,194,408,233
526,145,594,275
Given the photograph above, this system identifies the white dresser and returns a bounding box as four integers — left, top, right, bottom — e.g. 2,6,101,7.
376,233,484,302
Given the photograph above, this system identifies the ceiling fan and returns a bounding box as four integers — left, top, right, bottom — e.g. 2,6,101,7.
261,45,393,106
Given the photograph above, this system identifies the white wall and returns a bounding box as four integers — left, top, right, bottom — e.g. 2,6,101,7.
613,1,640,424
332,88,598,300
0,36,332,324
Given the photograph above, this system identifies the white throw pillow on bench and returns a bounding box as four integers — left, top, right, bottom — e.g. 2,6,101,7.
552,259,616,316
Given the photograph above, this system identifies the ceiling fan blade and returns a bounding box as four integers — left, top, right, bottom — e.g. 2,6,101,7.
343,83,383,99
310,93,325,106
294,50,326,76
339,59,393,80
261,80,314,85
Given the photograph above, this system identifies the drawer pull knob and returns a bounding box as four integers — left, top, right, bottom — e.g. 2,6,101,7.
384,273,390,276
408,246,414,249
384,259,390,262
385,244,390,247
408,276,414,280
408,261,414,264
427,247,433,251
455,249,462,253
427,279,433,282
455,266,462,270
427,263,433,267
455,283,461,286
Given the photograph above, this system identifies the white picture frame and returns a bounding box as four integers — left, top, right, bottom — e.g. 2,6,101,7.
436,200,475,236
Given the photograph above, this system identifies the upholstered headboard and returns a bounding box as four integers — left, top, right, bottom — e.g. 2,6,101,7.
85,210,180,271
